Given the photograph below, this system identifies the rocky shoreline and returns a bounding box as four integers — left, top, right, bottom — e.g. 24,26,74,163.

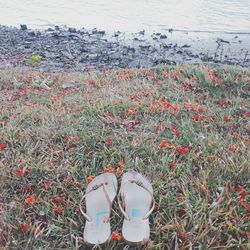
0,25,249,72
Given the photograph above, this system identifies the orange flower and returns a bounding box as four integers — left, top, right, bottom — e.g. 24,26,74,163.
107,113,115,119
180,231,187,240
128,106,135,114
111,232,122,241
86,176,94,183
104,167,114,173
25,194,35,205
0,143,6,149
20,223,30,234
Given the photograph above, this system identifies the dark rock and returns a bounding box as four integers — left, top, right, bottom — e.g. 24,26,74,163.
139,45,151,49
168,29,173,33
181,44,191,48
162,44,171,49
28,31,36,36
68,27,77,33
92,29,105,35
139,30,145,35
47,28,54,31
20,24,27,31
216,38,230,44
160,34,167,39
55,26,60,31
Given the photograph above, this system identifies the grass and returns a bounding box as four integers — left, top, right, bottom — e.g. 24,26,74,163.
0,65,249,249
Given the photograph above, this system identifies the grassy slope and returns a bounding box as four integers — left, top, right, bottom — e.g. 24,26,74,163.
0,65,249,249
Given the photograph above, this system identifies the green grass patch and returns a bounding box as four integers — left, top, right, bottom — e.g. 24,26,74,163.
0,65,249,249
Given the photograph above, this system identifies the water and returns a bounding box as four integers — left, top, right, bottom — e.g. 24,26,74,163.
0,0,250,33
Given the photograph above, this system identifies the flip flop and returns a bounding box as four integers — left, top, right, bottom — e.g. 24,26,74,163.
80,173,118,245
118,170,155,244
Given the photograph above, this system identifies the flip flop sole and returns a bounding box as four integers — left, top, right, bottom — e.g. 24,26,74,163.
120,171,153,244
83,173,117,245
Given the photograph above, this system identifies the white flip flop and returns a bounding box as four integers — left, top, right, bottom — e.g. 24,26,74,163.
118,170,155,244
80,173,118,245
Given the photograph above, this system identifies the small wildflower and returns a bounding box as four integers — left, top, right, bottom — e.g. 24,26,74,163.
198,107,205,113
111,232,122,241
53,205,65,213
104,167,114,173
168,162,177,168
118,160,124,167
44,181,51,190
193,114,199,120
128,106,135,114
52,197,65,203
25,194,35,205
170,127,180,136
20,223,30,234
160,140,169,148
223,116,230,122
17,168,24,178
173,147,188,155
104,137,112,146
0,143,6,149
86,176,94,184
0,120,8,126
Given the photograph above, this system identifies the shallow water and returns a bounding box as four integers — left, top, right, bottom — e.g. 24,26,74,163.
0,0,250,33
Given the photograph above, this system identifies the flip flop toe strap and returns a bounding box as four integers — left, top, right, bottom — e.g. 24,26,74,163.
80,182,112,222
118,179,155,221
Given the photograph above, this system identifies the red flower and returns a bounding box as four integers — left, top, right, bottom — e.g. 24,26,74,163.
198,107,205,113
160,140,169,148
104,137,112,146
111,232,122,241
17,168,24,177
193,114,199,120
173,147,188,155
20,223,30,234
128,106,135,114
170,127,180,136
234,187,250,212
44,181,51,190
107,113,115,119
243,112,248,118
0,143,6,149
168,162,177,168
118,160,124,167
53,205,65,213
26,194,35,205
223,116,230,122
0,120,8,126
52,197,65,203
86,176,94,184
